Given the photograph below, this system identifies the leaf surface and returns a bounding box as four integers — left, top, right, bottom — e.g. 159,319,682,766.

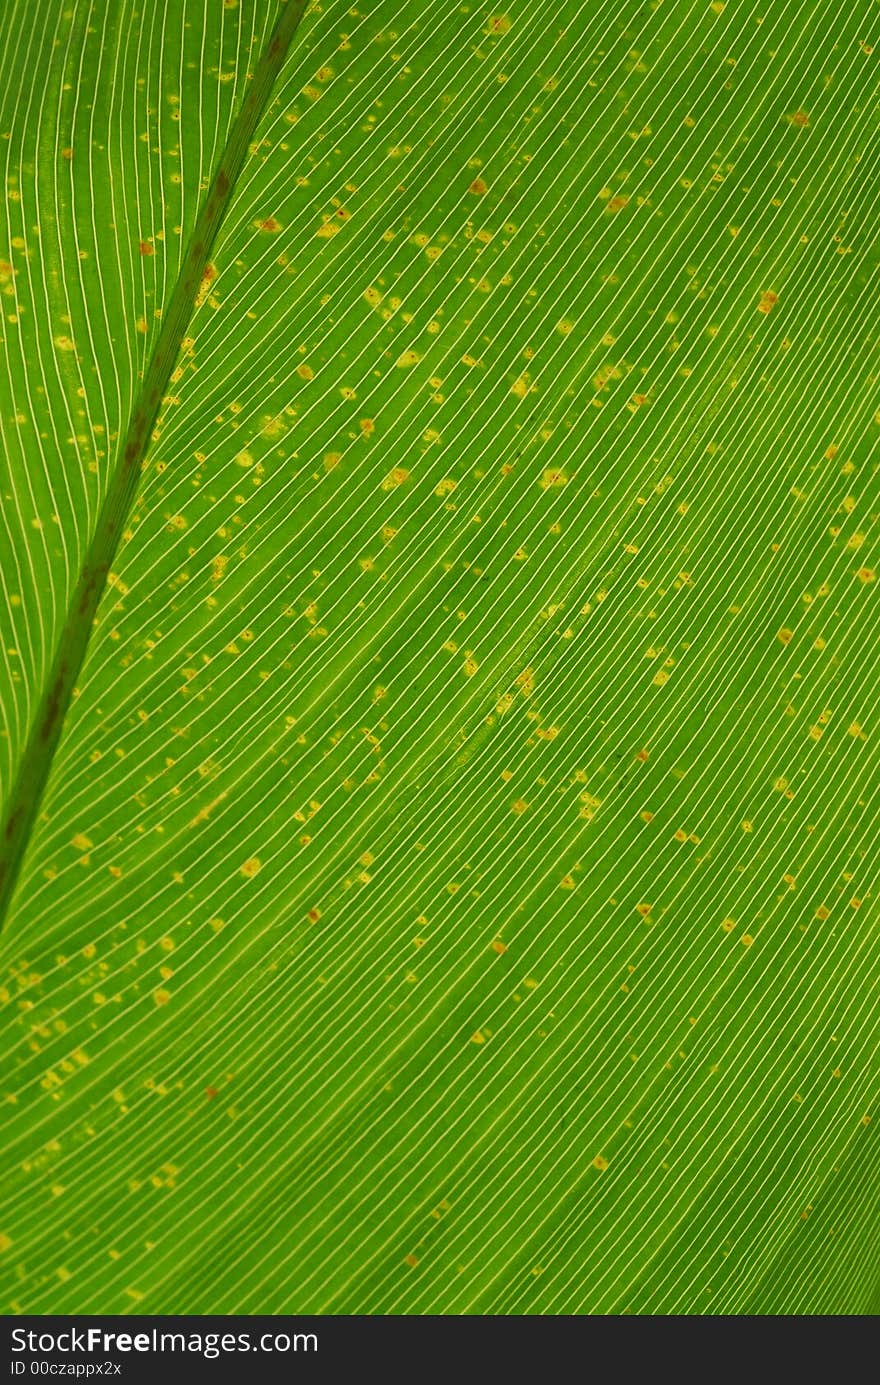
0,0,877,1314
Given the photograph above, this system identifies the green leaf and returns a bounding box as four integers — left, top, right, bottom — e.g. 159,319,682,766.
0,0,877,1315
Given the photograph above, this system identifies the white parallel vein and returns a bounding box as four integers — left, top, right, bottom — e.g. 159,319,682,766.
5,13,875,1168
0,0,877,1316
0,0,312,924
8,94,880,1091
10,5,820,1035
61,0,575,717
5,105,875,1135
8,267,880,1296
205,565,880,1307
20,0,820,914
20,0,665,903
22,130,875,1024
46,10,859,864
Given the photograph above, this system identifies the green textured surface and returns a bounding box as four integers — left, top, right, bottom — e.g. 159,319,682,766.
0,0,878,1314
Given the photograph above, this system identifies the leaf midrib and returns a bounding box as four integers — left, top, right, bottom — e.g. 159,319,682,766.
0,0,311,930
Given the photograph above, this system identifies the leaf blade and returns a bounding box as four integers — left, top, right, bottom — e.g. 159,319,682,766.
0,0,311,925
0,0,877,1316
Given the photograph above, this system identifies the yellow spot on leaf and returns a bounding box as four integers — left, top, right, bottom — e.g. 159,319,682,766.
539,468,567,488
515,667,535,697
381,467,410,490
